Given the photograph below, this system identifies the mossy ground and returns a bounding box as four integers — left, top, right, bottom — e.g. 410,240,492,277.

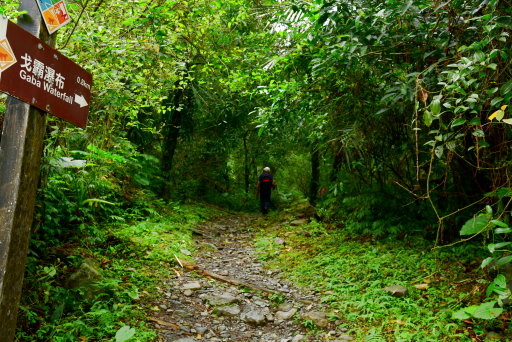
16,203,226,342
253,210,506,341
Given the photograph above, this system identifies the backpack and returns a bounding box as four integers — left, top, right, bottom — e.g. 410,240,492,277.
259,174,273,192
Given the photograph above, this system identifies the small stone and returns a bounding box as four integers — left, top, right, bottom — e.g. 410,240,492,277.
382,285,408,297
302,311,329,328
215,304,241,317
241,309,267,325
196,326,208,334
277,303,294,312
338,335,354,341
183,289,194,297
253,299,268,307
180,249,192,256
292,335,306,342
290,219,308,226
205,293,238,306
274,237,285,245
172,338,196,342
182,281,202,290
276,307,297,320
485,332,504,341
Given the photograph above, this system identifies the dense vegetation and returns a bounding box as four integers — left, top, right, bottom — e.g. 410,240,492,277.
1,0,512,340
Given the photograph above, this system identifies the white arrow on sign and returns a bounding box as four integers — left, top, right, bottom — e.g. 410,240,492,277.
74,94,88,108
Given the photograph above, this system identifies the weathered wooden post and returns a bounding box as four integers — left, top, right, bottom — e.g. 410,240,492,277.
0,2,50,340
0,0,91,338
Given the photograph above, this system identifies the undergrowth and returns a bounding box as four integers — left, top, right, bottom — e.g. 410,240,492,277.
255,215,500,342
16,203,221,341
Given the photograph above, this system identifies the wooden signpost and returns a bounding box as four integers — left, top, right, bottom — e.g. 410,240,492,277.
0,19,92,128
0,0,91,340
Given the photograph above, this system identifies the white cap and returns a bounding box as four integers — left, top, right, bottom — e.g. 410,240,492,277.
263,167,270,172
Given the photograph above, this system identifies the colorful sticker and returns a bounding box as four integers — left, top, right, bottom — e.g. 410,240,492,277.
0,19,16,74
36,0,71,34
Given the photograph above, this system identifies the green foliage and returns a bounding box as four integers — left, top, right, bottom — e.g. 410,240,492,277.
459,213,492,236
319,188,433,239
256,219,487,341
0,0,25,18
115,326,136,342
17,203,217,341
453,210,512,322
365,329,386,342
8,0,512,338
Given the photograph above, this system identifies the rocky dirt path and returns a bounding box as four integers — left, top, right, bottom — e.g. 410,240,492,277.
151,214,355,342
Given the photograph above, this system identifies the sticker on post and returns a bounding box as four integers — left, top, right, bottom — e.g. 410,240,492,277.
35,0,71,34
0,18,17,74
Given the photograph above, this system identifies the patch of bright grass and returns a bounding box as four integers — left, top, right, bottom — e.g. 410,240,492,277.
17,203,222,341
255,219,490,341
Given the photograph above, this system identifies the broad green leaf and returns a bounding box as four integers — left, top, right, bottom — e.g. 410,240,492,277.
460,215,490,235
488,242,512,253
502,119,512,125
430,98,442,116
492,274,506,288
451,308,472,320
487,87,499,95
473,51,485,62
486,276,505,296
115,326,136,342
481,257,495,268
496,255,512,266
451,118,466,128
423,110,434,127
470,117,481,125
435,146,444,158
490,97,503,106
473,301,503,320
452,305,479,320
490,219,509,228
501,79,512,96
472,129,485,137
495,228,512,234
495,188,512,198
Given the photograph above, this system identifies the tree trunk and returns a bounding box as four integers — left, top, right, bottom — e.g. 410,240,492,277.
161,88,183,174
330,145,344,182
309,144,320,205
161,74,193,197
243,132,250,194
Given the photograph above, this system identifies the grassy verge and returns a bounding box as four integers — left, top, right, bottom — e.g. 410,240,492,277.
16,203,224,342
254,216,500,341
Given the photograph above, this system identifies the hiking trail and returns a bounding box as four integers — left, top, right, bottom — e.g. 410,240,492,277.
150,213,354,342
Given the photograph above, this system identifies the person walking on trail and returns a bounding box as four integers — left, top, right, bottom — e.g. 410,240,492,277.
256,167,276,214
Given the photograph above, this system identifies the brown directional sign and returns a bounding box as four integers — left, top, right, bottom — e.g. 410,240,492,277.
0,19,92,128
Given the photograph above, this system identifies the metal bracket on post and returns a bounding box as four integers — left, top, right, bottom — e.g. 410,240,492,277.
0,1,54,340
